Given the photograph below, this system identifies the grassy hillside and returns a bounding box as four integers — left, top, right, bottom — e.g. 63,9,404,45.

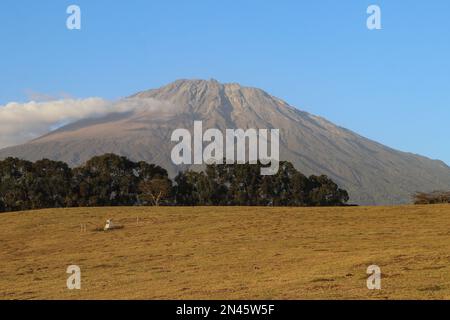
1,205,450,299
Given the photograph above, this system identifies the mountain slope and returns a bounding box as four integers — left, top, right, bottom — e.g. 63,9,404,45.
1,79,449,205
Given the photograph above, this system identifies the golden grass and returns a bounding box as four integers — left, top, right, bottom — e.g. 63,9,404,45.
1,205,450,300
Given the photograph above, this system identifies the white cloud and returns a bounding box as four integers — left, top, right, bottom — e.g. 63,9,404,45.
0,96,178,149
0,98,115,149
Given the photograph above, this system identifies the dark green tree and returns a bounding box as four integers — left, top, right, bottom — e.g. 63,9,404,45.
0,154,349,212
69,154,170,207
308,175,349,206
0,158,33,211
70,154,139,206
28,159,72,209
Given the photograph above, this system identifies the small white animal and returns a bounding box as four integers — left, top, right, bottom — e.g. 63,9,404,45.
104,219,114,231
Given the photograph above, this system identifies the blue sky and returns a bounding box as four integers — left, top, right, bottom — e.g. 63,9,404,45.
1,0,449,163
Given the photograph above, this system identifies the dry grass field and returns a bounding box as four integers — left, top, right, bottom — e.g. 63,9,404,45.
1,205,450,300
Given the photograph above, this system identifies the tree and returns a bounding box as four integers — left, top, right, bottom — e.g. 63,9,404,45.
308,175,349,206
226,163,262,206
0,154,350,212
69,154,170,207
0,158,33,211
139,178,171,206
29,159,72,209
0,157,73,211
173,161,349,207
70,154,139,206
259,162,309,206
413,191,450,204
173,170,224,205
174,171,198,206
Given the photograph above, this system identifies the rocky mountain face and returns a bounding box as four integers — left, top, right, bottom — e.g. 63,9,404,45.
1,79,449,205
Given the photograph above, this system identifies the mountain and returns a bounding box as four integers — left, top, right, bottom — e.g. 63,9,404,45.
1,79,450,205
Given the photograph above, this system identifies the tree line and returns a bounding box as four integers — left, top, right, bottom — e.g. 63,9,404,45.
0,154,349,213
413,191,450,205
